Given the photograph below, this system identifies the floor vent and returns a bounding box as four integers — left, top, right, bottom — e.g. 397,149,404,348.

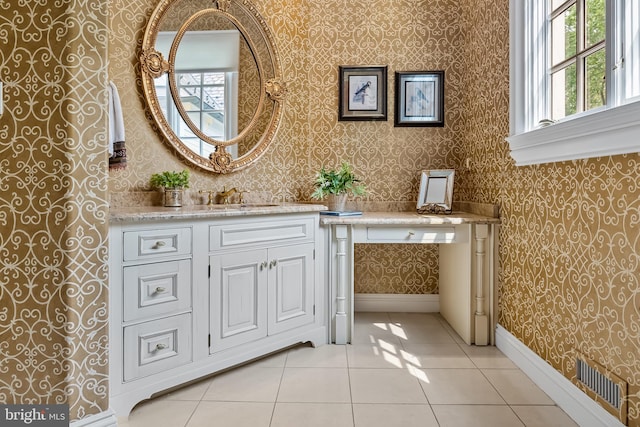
575,354,628,425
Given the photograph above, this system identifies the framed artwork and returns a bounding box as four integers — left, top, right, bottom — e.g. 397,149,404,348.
338,65,387,121
417,169,455,214
394,71,444,127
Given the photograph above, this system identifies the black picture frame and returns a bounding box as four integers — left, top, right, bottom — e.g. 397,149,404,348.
394,71,444,127
339,66,387,121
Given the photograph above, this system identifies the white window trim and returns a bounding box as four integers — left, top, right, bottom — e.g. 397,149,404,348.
508,0,640,166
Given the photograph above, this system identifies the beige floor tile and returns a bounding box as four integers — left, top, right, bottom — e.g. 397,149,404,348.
157,378,212,401
432,404,525,427
511,405,579,426
440,319,467,344
186,401,273,427
350,368,428,404
354,311,391,323
419,368,505,404
347,342,408,369
250,349,289,368
286,343,348,368
115,312,573,427
387,312,446,327
483,369,555,405
460,344,518,368
202,365,283,402
351,320,403,345
277,368,351,403
400,342,476,368
118,400,199,427
271,403,353,427
385,314,458,344
353,403,438,427
396,323,458,344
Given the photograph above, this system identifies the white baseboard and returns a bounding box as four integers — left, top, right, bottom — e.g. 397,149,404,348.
70,409,117,427
354,293,439,313
496,325,624,427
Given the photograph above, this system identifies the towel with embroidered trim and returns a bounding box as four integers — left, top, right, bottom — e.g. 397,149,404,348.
108,81,127,169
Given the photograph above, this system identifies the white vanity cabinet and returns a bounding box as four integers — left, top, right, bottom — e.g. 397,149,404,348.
109,207,327,419
210,243,316,351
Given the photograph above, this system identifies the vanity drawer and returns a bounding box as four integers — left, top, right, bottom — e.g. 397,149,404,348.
209,217,314,251
123,260,192,322
365,226,456,243
123,313,192,382
123,227,192,261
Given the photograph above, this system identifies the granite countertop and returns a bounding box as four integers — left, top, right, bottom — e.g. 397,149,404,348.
109,203,328,223
110,202,500,225
319,211,500,225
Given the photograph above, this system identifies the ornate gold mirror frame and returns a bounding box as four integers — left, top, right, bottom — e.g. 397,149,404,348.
140,0,287,173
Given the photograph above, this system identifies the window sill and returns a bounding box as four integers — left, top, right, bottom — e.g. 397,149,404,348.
506,101,640,166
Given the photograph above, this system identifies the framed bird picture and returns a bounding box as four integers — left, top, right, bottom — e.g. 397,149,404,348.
394,71,444,127
338,66,387,121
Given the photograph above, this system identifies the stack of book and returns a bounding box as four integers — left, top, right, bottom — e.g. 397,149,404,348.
320,210,363,216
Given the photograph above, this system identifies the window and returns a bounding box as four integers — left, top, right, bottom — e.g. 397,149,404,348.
508,0,640,166
550,0,606,120
176,71,227,158
155,71,238,159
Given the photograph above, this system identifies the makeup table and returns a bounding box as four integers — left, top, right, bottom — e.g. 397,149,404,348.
321,211,500,345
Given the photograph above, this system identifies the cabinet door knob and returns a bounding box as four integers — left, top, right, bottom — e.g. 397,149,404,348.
270,260,277,268
155,286,167,294
155,343,168,351
153,241,166,249
260,261,268,271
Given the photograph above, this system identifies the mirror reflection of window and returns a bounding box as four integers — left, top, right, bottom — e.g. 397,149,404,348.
156,30,240,158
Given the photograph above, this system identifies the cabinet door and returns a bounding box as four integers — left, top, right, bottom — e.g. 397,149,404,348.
267,243,315,335
210,250,267,353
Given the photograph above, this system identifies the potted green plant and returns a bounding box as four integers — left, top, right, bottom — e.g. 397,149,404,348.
311,161,366,211
150,169,190,207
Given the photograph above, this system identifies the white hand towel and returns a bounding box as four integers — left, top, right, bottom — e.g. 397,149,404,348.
108,81,127,169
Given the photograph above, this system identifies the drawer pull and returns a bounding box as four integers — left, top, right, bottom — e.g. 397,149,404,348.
408,230,415,236
153,241,166,249
155,343,168,351
155,286,167,294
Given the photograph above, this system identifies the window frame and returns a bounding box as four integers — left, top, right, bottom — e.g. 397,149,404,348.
508,0,640,166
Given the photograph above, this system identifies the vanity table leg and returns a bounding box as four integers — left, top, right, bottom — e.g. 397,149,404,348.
474,224,489,345
334,225,350,344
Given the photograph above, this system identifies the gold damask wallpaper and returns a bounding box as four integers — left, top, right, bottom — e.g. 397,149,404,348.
0,1,110,422
459,0,640,424
0,0,637,424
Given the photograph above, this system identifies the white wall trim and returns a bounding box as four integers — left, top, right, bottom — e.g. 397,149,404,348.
496,325,624,427
70,409,117,427
506,101,640,166
354,293,439,313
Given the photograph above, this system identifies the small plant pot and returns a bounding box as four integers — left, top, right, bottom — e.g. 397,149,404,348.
164,188,183,207
326,193,347,211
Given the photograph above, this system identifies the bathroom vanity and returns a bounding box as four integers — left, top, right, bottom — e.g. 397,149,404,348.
108,203,499,418
108,204,327,417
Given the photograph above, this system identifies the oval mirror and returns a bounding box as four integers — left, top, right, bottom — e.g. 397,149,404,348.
140,0,286,173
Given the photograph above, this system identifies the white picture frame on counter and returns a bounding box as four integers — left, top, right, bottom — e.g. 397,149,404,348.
417,169,455,214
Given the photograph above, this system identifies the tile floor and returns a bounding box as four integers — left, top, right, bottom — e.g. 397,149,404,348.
118,312,578,427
